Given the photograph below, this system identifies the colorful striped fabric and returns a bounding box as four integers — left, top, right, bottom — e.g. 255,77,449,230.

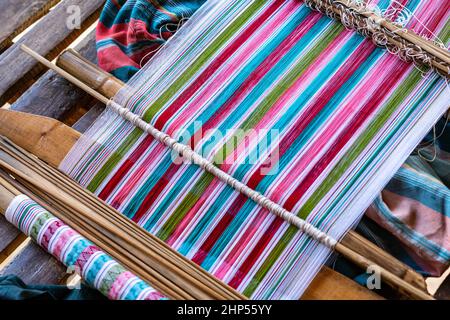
367,116,450,276
5,195,166,301
96,0,450,279
62,0,449,299
97,0,206,81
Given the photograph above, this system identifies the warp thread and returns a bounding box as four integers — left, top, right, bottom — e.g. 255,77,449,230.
108,99,338,249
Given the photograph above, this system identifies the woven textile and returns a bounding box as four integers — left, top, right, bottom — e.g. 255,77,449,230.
97,0,206,81
6,195,165,300
62,0,449,299
97,0,450,277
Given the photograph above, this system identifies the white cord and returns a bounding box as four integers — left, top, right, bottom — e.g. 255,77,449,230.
107,100,338,249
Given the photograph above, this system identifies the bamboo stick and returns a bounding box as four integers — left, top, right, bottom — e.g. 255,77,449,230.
19,45,434,300
0,147,245,300
0,134,384,300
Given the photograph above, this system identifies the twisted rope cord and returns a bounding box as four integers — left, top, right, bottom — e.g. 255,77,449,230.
108,100,338,249
304,0,450,78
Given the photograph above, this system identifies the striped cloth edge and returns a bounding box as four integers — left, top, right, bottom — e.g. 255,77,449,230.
5,195,166,300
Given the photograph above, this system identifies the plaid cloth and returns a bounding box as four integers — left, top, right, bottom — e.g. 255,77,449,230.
367,117,450,276
97,0,205,81
96,0,450,277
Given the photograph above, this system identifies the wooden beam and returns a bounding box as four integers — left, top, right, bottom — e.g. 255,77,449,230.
0,110,80,167
302,267,382,300
10,30,98,121
72,102,105,133
57,48,124,98
0,239,67,285
341,231,427,290
0,215,21,254
0,0,61,52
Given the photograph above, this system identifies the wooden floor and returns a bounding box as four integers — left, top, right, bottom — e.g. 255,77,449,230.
0,0,448,299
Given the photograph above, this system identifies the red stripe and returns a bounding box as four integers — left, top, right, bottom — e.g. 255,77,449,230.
132,160,183,223
97,1,285,207
196,39,376,276
152,0,286,131
99,135,154,203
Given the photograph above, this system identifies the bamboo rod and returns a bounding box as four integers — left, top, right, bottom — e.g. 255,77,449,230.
0,139,238,299
19,45,434,300
0,148,245,300
0,175,19,212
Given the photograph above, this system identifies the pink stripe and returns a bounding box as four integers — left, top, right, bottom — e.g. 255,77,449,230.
50,228,78,261
108,271,135,300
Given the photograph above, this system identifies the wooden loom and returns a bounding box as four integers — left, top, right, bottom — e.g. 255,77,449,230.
0,0,449,300
0,46,442,300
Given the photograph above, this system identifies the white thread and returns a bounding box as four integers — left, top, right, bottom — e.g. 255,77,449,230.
139,45,163,68
139,15,191,68
417,115,449,162
107,100,338,249
305,0,450,77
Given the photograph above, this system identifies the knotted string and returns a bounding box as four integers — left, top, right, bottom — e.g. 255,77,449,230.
107,99,338,249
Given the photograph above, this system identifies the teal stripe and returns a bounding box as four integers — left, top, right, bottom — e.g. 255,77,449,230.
124,7,312,221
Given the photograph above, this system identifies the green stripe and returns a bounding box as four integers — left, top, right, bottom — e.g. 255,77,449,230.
156,23,343,241
87,1,268,192
244,68,426,297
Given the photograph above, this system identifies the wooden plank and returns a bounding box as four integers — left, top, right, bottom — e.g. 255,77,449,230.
0,240,67,285
302,267,382,300
0,215,20,253
72,102,105,132
0,0,61,52
0,110,80,167
0,0,105,105
0,178,24,265
11,30,98,120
